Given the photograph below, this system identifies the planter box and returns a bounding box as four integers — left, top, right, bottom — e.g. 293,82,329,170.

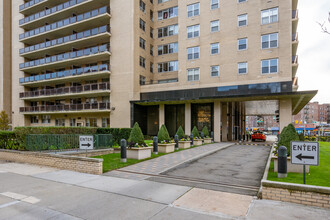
179,141,191,149
127,147,152,160
158,143,175,153
204,138,212,144
193,139,203,146
273,156,309,173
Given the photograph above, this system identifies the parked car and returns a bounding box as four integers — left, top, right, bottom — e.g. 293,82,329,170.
252,131,266,142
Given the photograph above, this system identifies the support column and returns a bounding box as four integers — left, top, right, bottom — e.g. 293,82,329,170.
214,100,221,142
221,102,228,142
279,99,292,132
228,102,233,141
159,104,165,129
185,103,191,135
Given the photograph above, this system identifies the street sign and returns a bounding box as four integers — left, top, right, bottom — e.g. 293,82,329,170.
79,135,94,150
291,141,319,166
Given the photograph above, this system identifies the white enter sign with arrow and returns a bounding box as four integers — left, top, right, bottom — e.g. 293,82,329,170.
79,136,94,150
291,141,319,166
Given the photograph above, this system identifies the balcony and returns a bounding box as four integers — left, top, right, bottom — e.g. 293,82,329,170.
292,10,299,33
20,102,111,114
292,55,299,77
20,25,111,59
20,0,109,29
19,44,110,73
20,64,110,86
292,77,298,91
20,82,110,101
19,6,110,45
292,33,299,55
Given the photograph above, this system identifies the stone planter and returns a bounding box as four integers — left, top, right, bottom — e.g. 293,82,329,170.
127,147,152,160
193,139,203,146
178,141,191,149
204,138,212,144
158,143,175,153
273,156,309,173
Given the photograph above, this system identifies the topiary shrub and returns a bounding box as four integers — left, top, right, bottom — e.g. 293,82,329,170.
158,124,171,143
192,126,200,139
202,126,209,138
298,133,304,141
176,126,186,139
128,122,145,147
278,123,299,156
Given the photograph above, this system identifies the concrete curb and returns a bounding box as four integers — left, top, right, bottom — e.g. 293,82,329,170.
262,180,330,194
236,143,273,147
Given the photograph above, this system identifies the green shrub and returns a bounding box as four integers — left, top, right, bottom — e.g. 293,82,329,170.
0,131,20,150
192,126,200,138
96,128,132,145
298,133,304,141
176,126,186,139
128,123,145,145
278,124,299,156
158,124,171,143
202,126,209,137
0,110,10,130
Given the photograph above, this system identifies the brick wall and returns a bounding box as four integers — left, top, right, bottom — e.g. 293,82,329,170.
0,149,103,175
262,180,330,209
64,148,114,157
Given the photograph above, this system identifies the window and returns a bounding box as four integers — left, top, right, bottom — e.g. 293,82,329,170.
261,58,278,74
158,24,178,38
210,20,219,32
187,46,200,60
31,116,39,124
187,24,200,38
139,37,146,49
42,115,51,124
238,38,247,50
238,62,248,74
158,61,178,73
150,44,154,56
150,10,154,21
187,68,200,81
139,19,146,31
158,0,170,3
86,118,97,127
55,118,65,126
211,65,219,77
158,6,178,20
70,118,76,127
211,0,219,9
261,7,278,25
238,14,247,26
238,0,247,3
150,62,154,73
158,42,178,55
102,118,110,128
211,43,219,54
140,75,146,85
150,27,154,38
140,56,146,68
140,0,146,12
187,3,200,17
261,33,278,49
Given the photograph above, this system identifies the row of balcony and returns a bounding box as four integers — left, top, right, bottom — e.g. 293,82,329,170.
20,102,111,113
19,44,110,70
20,82,110,99
19,0,46,12
20,25,110,55
20,64,109,84
19,6,109,40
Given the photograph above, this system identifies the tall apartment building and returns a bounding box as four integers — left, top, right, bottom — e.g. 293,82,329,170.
11,0,317,142
319,103,330,124
293,102,330,124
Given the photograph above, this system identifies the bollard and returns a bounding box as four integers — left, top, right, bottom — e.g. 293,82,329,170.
120,139,127,163
153,136,158,154
277,146,287,178
174,134,179,150
190,134,194,146
211,131,214,142
201,132,204,144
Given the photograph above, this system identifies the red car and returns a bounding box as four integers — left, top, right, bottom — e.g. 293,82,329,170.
252,131,266,142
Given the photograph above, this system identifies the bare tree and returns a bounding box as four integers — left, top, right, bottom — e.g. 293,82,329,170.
318,12,330,34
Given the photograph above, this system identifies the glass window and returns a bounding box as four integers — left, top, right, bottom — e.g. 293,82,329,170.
211,43,219,54
261,7,278,25
261,33,278,49
211,65,219,77
187,46,200,60
238,62,248,74
261,58,278,74
187,3,200,17
238,38,248,50
238,14,247,26
211,0,219,9
187,68,200,81
211,20,219,32
187,24,200,38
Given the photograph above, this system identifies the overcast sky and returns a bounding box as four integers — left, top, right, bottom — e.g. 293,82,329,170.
297,0,330,104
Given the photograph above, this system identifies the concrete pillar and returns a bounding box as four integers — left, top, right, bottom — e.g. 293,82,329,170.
214,100,221,142
221,102,228,142
279,99,292,132
185,103,191,135
228,102,233,141
159,104,165,129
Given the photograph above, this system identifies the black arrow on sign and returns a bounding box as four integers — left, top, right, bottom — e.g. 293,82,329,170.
82,143,91,147
296,153,314,161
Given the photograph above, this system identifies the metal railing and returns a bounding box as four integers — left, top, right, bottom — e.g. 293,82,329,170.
19,6,110,40
20,102,111,113
20,82,110,98
19,64,109,84
292,33,298,42
292,10,298,19
19,25,110,55
19,44,110,70
292,55,298,64
25,134,113,151
19,0,46,11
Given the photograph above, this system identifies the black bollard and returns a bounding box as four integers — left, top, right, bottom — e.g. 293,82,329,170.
153,136,158,154
278,146,287,178
190,134,194,146
211,131,214,142
201,132,204,144
174,134,179,150
120,139,127,163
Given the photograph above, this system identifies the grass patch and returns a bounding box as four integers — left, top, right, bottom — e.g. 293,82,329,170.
267,142,330,187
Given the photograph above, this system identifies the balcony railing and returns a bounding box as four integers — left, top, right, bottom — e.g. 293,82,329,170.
19,64,109,84
292,33,298,42
20,25,110,55
292,55,298,64
19,6,110,40
19,0,46,12
292,10,298,19
20,82,110,98
20,102,111,113
19,44,110,70
20,0,89,25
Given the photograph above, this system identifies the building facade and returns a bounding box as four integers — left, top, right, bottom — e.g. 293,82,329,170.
293,102,330,124
9,0,316,141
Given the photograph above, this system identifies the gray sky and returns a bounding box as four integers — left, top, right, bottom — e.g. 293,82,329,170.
297,0,330,104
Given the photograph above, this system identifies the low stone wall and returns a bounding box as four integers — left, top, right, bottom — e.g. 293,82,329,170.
0,149,103,175
63,148,114,157
262,180,330,209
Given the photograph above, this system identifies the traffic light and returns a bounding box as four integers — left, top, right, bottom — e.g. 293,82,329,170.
275,110,279,123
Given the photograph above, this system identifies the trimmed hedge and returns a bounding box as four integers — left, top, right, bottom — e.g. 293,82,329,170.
202,126,209,137
278,124,299,156
0,131,21,150
128,123,145,145
158,124,171,143
96,128,132,145
192,126,200,138
176,126,186,139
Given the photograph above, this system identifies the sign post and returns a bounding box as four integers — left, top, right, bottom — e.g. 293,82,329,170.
291,141,319,184
79,135,94,150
